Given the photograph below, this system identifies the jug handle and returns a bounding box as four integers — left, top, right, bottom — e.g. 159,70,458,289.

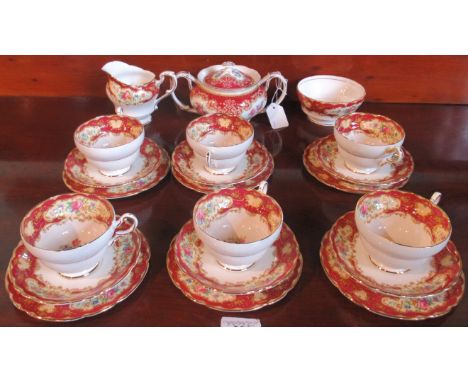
258,72,288,113
171,71,198,113
153,71,178,110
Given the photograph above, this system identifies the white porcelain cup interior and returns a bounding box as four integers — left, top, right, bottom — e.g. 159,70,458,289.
186,113,254,174
74,115,144,176
297,75,365,103
20,193,138,277
193,185,282,270
355,190,452,273
334,113,405,174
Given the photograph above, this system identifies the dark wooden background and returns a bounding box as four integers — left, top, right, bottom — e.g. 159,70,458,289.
1,56,468,104
0,56,467,326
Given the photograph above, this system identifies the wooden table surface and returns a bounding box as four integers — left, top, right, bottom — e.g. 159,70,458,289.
1,96,467,326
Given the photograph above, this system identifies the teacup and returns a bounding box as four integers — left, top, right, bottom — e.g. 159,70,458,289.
193,182,283,271
334,112,405,174
186,113,254,175
355,190,452,274
74,115,145,177
297,75,365,126
20,193,138,278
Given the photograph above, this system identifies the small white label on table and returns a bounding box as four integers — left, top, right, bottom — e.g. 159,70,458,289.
266,103,289,130
220,317,261,327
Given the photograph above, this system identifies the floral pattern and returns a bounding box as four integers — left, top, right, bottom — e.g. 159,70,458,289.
63,144,170,199
356,190,452,245
317,135,414,185
106,76,159,106
320,231,464,320
8,231,141,303
194,187,283,236
204,65,255,89
330,211,462,296
186,113,253,144
190,85,267,119
174,220,300,293
65,138,161,188
167,236,302,312
303,136,413,194
20,194,114,247
74,115,143,147
171,140,273,193
297,91,364,117
6,231,150,322
335,113,405,145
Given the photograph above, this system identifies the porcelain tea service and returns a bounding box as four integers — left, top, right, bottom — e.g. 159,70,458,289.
19,193,139,278
297,75,366,126
172,61,288,120
319,189,463,320
355,190,451,274
334,113,405,175
74,115,145,177
103,61,177,125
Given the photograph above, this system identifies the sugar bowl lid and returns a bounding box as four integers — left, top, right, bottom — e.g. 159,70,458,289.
200,62,260,90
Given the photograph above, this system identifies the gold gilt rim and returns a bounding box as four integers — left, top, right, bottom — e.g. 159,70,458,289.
329,211,463,299
319,231,465,321
4,231,151,323
167,238,303,313
173,222,301,296
302,143,410,194
63,149,170,200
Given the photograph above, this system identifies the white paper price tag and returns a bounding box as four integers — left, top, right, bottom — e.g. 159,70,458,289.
266,103,289,130
221,317,261,327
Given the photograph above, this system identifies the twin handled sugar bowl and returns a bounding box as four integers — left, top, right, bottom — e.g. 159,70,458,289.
103,61,177,125
172,61,288,120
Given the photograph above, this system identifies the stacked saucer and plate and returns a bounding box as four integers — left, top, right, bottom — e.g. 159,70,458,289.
6,193,150,322
321,190,464,320
303,113,414,194
172,114,274,193
168,185,302,312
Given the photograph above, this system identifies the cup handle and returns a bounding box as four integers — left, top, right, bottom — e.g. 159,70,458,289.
108,213,139,245
171,71,198,113
379,147,404,167
153,71,178,110
259,72,288,113
255,180,269,194
430,192,442,205
205,151,212,169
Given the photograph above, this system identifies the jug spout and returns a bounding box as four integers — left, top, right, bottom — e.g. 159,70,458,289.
102,61,130,78
102,61,155,86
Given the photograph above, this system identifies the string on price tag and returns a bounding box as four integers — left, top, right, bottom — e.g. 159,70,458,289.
266,77,289,130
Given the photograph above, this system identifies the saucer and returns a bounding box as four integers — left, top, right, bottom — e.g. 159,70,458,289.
320,231,464,320
64,138,161,187
317,135,414,186
303,137,410,194
167,238,302,312
174,220,300,294
7,231,141,304
5,230,150,322
330,211,462,297
172,140,274,193
63,141,170,199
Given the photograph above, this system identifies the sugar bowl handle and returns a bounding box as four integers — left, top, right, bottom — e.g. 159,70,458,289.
255,181,269,194
171,71,198,113
260,72,288,113
154,71,178,110
109,213,139,245
430,192,442,205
